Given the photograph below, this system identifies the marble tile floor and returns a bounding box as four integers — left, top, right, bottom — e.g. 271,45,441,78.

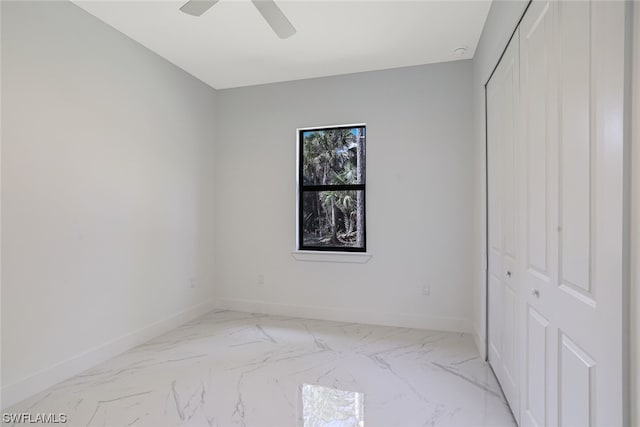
5,310,516,427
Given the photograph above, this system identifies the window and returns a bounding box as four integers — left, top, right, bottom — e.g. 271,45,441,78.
297,124,366,252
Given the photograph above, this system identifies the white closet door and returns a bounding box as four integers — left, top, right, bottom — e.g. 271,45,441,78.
518,1,626,426
487,28,520,416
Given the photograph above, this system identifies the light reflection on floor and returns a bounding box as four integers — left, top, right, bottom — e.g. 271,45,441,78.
301,384,364,427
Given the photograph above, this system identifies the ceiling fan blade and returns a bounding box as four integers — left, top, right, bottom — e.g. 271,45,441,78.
251,0,296,39
180,0,220,16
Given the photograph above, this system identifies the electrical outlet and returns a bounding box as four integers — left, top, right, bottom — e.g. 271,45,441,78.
190,277,197,289
257,274,265,285
422,284,430,296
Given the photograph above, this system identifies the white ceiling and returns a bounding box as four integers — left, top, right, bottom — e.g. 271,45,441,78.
72,0,492,89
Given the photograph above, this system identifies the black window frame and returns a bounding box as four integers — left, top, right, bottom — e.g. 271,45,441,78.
297,124,366,252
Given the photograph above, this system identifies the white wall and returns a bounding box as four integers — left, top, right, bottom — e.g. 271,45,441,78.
213,61,474,332
1,1,216,408
471,0,528,357
632,1,640,424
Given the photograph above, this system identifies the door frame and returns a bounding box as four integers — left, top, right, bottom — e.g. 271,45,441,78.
631,2,639,425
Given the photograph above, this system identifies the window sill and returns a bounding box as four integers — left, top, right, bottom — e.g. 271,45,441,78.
291,251,372,264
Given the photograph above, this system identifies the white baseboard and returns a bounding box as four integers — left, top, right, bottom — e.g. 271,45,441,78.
214,297,471,333
1,300,215,410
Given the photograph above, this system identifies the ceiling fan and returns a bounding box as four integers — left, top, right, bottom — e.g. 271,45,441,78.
179,0,296,39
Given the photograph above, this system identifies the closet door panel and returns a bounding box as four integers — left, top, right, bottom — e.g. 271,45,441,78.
558,333,595,427
558,0,592,297
554,1,626,425
522,1,553,281
487,72,504,367
525,306,548,427
486,28,520,416
519,2,559,426
517,1,626,426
